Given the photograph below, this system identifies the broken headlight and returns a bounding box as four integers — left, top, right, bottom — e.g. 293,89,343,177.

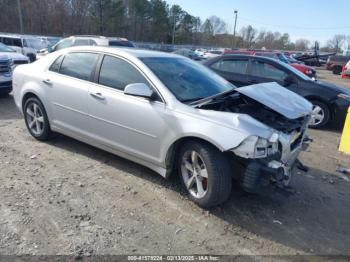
232,135,279,159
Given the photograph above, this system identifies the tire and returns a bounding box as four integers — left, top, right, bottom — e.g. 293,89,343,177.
309,100,330,129
178,141,232,208
23,97,52,140
332,66,342,75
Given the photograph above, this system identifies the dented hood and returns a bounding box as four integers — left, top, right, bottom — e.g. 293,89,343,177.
236,82,312,119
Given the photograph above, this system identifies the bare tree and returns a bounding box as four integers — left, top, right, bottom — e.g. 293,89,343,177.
295,38,310,51
208,16,227,35
326,34,346,53
240,25,256,48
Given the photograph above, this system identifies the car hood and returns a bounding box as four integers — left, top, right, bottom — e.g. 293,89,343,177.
0,51,28,61
315,80,350,96
235,82,313,119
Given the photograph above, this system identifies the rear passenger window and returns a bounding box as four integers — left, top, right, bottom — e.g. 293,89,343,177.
251,60,287,81
13,38,23,47
49,55,64,73
59,52,98,81
98,55,148,91
211,59,248,74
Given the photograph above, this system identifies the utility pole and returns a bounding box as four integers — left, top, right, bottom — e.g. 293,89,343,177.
17,0,23,34
232,10,238,49
172,12,176,45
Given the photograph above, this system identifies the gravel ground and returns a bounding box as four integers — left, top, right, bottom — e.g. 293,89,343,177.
0,68,350,257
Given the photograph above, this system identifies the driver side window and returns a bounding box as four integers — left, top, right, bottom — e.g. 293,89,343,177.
251,60,287,81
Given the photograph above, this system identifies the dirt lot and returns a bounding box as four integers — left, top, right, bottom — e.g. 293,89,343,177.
0,68,350,257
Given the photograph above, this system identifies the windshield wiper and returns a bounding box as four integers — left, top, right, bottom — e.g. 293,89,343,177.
189,88,236,107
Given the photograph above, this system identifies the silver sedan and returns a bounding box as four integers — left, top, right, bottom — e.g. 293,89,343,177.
13,46,312,207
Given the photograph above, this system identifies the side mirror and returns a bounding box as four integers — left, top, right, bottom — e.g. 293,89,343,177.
284,75,295,86
48,46,53,53
124,83,154,99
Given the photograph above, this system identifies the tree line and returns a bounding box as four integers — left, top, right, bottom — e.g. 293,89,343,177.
0,0,348,52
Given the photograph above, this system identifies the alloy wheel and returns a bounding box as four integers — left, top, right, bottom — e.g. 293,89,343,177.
181,150,208,199
26,102,45,136
310,105,325,126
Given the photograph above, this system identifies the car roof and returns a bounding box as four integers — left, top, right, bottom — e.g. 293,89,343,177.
59,46,182,59
0,33,36,39
218,54,281,63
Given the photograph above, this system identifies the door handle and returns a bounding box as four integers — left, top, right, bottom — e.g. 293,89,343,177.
90,92,105,100
42,79,52,85
248,80,258,84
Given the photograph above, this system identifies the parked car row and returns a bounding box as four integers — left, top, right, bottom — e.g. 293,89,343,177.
0,34,133,95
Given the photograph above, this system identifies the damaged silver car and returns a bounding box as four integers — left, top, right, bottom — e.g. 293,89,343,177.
13,47,312,208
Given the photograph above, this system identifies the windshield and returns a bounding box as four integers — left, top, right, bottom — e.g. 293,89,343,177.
141,57,234,102
277,53,290,64
24,38,45,50
0,43,15,52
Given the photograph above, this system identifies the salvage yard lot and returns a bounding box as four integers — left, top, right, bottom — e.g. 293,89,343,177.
0,68,349,256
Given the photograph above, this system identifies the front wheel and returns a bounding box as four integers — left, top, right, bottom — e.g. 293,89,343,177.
178,141,232,208
309,100,330,128
24,97,52,140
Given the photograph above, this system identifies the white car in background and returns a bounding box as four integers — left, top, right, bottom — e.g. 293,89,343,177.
202,49,224,59
194,48,207,57
343,60,350,77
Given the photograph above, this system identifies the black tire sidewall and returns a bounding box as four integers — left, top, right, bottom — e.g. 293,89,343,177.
178,141,232,208
24,97,52,140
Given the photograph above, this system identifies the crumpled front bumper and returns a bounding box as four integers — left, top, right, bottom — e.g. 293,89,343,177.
240,127,310,193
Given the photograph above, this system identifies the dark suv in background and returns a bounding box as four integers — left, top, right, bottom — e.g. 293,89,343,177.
326,55,350,75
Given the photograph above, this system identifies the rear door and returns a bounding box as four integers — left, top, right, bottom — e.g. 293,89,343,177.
209,58,249,87
45,52,99,136
247,58,299,93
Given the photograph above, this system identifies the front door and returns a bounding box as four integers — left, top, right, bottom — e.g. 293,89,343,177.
87,55,168,164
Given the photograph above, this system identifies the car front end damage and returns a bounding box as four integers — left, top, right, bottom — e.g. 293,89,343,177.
231,115,311,192
196,82,313,193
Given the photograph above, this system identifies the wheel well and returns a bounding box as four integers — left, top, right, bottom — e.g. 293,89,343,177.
164,137,222,178
22,92,39,110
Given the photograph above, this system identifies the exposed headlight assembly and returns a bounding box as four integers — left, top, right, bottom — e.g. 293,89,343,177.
232,135,279,159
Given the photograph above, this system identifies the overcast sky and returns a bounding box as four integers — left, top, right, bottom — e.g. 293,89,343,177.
168,0,350,46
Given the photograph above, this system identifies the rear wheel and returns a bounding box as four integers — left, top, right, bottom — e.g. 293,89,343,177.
24,97,52,140
332,66,342,75
309,100,330,128
178,141,232,208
